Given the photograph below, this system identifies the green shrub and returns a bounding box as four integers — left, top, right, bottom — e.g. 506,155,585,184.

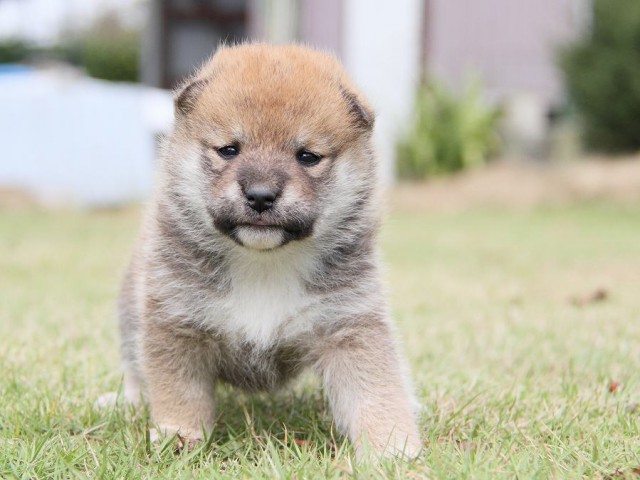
0,39,31,64
397,80,501,180
560,0,640,153
65,12,140,82
0,40,74,67
80,33,139,82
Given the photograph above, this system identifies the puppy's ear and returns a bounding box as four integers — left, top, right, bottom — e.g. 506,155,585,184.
174,78,209,116
341,86,375,130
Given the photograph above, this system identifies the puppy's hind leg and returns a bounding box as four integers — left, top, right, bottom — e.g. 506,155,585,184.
94,362,145,409
96,261,145,409
96,265,146,410
123,364,143,404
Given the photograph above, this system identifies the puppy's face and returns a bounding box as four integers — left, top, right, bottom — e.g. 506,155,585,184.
171,45,374,251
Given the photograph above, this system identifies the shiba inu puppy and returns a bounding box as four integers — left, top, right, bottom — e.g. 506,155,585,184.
109,44,421,459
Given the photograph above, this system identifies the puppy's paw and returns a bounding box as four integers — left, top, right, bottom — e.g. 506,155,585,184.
149,425,205,452
356,431,423,462
94,392,119,409
94,391,142,411
389,434,423,460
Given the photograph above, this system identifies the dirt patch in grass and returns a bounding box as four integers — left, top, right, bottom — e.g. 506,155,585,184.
0,187,39,210
391,157,640,212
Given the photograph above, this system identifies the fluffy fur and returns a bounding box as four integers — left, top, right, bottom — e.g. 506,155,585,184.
110,44,421,459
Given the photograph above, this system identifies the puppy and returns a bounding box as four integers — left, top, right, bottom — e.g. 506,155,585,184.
113,44,421,459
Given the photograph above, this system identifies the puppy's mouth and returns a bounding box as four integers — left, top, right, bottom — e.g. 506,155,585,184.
211,213,314,250
234,224,286,250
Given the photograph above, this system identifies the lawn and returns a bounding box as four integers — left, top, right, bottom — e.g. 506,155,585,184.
0,201,639,478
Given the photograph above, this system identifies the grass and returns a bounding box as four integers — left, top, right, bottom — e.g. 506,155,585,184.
1,202,639,478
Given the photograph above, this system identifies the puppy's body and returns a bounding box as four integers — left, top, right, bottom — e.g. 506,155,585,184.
117,44,421,458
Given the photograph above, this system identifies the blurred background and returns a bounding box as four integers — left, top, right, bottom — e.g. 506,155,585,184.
0,0,638,205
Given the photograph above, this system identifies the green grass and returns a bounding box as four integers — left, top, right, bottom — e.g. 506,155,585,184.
1,203,639,478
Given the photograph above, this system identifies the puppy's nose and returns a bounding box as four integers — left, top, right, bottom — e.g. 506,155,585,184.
245,186,277,213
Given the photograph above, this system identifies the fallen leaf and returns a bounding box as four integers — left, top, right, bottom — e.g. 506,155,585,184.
293,438,313,447
604,467,640,479
570,288,609,307
609,380,621,394
605,469,624,479
175,434,200,453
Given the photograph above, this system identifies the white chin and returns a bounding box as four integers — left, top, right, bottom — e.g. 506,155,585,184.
235,226,284,250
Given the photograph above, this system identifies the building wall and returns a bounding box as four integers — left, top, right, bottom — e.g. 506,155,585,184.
426,0,586,108
298,0,343,57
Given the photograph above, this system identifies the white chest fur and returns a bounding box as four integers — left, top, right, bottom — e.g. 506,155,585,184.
206,246,318,347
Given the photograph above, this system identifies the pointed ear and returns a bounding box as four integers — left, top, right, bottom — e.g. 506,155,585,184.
340,86,375,130
174,78,209,116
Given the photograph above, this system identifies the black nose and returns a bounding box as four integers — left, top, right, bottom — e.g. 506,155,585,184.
245,186,277,213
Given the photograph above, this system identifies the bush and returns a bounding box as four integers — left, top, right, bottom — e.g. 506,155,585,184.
0,39,31,64
560,0,640,153
64,12,140,82
79,33,139,82
397,80,501,180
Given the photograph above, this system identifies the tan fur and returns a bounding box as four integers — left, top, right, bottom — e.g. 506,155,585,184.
105,44,421,460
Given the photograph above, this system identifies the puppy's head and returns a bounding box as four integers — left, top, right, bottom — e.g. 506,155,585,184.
168,44,375,251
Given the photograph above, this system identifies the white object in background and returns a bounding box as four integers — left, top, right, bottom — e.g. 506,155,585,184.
0,67,173,207
342,0,423,185
501,92,548,159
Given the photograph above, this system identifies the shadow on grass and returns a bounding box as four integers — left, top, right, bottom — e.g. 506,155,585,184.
93,377,349,467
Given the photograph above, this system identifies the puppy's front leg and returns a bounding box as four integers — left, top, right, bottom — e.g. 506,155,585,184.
315,317,422,459
141,321,217,442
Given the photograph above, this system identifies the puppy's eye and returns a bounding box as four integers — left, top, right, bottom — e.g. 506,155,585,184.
296,150,322,167
217,145,240,159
